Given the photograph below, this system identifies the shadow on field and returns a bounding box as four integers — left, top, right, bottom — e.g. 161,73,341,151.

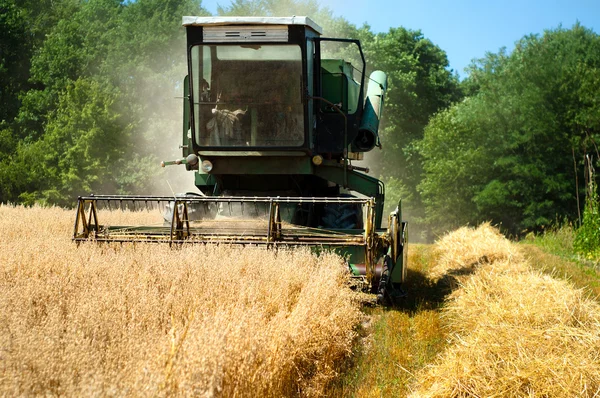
329,244,460,396
332,268,457,396
392,266,476,314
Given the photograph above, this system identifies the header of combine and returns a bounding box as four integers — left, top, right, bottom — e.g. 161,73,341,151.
74,16,407,304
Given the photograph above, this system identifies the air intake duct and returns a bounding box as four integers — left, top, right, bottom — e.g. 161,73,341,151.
354,71,387,152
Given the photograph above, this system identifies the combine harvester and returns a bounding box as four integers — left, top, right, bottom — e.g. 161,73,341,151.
73,16,407,303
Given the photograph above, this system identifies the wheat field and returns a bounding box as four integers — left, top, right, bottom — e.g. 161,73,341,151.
0,205,360,396
4,206,600,397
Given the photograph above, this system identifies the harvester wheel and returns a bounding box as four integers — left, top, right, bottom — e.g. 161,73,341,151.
321,195,363,229
376,255,392,305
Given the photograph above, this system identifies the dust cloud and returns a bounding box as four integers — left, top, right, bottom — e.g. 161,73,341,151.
127,31,198,196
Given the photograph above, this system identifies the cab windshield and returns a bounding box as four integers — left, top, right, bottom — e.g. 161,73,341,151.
190,44,305,148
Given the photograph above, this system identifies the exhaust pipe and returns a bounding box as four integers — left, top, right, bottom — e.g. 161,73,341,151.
355,71,387,151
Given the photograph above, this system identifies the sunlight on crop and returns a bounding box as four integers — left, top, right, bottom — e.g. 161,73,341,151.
411,224,600,397
0,205,360,396
4,206,599,397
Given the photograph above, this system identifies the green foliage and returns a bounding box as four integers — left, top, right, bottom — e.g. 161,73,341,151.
0,0,207,205
521,224,600,297
382,176,410,215
0,0,29,124
523,223,575,258
362,27,462,228
0,0,77,127
418,98,495,233
420,24,600,236
33,79,134,205
574,174,600,259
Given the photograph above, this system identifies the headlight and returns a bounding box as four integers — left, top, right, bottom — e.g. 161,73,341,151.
201,159,213,173
186,153,199,168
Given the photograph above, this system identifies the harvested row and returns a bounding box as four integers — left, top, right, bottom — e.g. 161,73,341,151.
0,205,360,396
412,224,600,397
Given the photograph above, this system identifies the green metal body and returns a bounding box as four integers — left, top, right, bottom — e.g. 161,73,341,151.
178,17,406,297
320,59,361,114
355,71,387,152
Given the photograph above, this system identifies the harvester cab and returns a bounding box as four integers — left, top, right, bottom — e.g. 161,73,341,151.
73,16,408,303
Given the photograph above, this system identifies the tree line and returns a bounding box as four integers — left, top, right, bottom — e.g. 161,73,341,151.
1,0,598,240
421,23,600,238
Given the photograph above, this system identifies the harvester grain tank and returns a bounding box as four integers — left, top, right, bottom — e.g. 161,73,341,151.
73,16,407,303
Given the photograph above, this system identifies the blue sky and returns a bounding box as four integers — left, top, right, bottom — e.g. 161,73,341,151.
199,0,600,78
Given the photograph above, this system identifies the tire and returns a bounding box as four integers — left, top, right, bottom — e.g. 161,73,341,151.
320,195,364,229
376,255,392,305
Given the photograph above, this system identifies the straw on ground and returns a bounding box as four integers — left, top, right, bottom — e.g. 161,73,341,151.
411,223,600,397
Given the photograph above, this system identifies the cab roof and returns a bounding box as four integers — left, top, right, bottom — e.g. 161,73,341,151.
182,16,323,35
